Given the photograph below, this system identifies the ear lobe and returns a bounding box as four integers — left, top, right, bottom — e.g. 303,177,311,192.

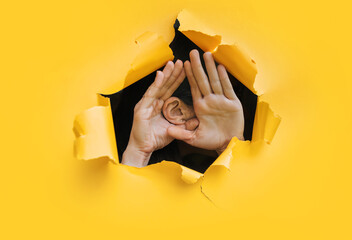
162,97,185,125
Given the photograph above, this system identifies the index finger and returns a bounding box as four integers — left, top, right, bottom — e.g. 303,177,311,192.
142,70,165,107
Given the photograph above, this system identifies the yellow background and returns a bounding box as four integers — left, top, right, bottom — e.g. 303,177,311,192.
1,0,351,239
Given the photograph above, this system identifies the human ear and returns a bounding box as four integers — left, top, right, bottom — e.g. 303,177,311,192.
162,97,195,125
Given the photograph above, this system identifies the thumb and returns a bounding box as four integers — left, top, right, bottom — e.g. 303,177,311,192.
167,125,195,143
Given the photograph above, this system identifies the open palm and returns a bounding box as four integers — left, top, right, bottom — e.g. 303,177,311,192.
168,50,244,154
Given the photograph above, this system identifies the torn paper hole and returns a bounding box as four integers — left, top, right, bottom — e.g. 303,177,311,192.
109,21,257,175
73,9,281,187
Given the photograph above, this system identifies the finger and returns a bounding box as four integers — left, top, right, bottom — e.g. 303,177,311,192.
167,125,195,143
189,49,212,95
142,70,165,107
162,61,174,80
203,52,223,95
217,64,238,100
164,60,182,89
161,69,185,100
161,60,185,100
184,60,201,100
185,118,199,131
157,61,174,98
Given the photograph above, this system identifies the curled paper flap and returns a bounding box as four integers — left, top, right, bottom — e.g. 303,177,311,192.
180,166,203,184
101,31,174,95
211,137,239,169
252,100,281,144
212,45,257,94
177,9,258,94
177,9,222,52
73,94,118,163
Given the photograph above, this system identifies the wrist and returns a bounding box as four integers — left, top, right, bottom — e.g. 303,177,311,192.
122,142,152,168
216,134,244,155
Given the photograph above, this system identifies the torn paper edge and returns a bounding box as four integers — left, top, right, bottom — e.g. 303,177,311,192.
101,31,174,95
177,9,258,94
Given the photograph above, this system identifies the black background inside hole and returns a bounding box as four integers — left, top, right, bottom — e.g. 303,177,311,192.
107,19,257,173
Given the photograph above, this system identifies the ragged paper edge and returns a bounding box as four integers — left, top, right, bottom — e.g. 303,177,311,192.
200,139,253,204
101,31,174,95
177,9,258,94
251,99,282,144
180,166,203,184
72,9,281,187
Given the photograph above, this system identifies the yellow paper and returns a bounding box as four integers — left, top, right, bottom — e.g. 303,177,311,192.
2,1,351,239
73,94,118,162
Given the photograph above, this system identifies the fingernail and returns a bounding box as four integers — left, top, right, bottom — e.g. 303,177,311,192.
190,49,198,56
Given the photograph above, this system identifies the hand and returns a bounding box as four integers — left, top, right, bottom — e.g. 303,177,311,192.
168,50,244,154
122,60,199,167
